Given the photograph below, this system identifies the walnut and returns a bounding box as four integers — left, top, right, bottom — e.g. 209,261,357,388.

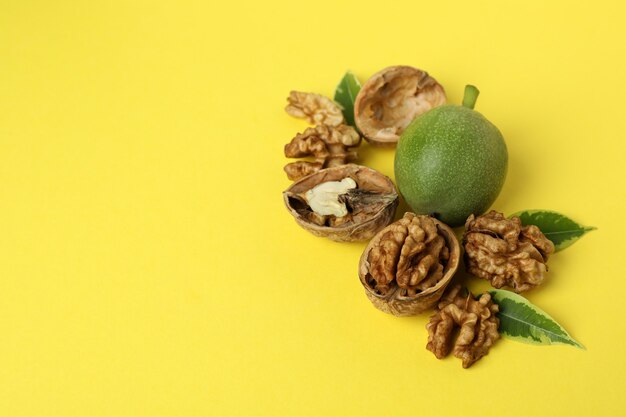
426,285,499,368
463,210,555,293
285,91,344,127
354,66,446,146
283,164,398,242
358,213,459,316
284,124,361,181
304,178,357,217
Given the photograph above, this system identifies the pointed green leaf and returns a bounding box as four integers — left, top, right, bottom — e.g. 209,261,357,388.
511,209,596,251
333,71,361,127
490,289,584,349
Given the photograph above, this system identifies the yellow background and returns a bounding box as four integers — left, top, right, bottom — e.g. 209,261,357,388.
1,0,625,416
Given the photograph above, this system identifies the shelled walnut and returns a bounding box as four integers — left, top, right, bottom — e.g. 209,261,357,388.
463,211,555,293
426,285,499,368
358,213,459,316
285,91,345,127
283,164,398,242
354,66,446,146
283,124,361,181
283,91,362,181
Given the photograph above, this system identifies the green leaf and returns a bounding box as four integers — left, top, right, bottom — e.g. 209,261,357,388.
511,209,596,251
334,71,361,127
490,289,584,349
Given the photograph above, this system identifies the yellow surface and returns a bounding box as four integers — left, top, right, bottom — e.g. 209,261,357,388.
0,0,625,416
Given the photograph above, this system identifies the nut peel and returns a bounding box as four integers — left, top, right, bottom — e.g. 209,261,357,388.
354,66,446,146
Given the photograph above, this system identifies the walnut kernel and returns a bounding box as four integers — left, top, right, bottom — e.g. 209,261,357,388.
285,91,344,127
304,178,357,217
284,124,360,181
426,285,500,368
358,213,459,316
463,211,555,293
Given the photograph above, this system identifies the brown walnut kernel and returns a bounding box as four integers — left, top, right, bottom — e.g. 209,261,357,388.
358,213,459,316
426,285,500,368
463,211,555,293
285,91,344,127
354,66,446,146
367,213,449,297
283,124,361,181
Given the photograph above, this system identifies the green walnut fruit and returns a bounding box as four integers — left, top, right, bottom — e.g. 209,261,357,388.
394,85,507,227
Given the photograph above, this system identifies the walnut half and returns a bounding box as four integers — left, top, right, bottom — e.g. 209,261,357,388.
426,285,500,368
358,213,460,316
463,211,555,293
283,165,398,242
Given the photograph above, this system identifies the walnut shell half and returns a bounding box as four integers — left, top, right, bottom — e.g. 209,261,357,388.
283,164,399,242
358,213,460,316
354,66,446,146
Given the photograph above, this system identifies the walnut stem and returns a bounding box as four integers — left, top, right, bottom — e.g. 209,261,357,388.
462,85,480,110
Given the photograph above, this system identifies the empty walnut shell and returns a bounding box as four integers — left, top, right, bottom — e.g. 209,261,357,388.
358,214,460,316
283,164,398,242
354,66,446,146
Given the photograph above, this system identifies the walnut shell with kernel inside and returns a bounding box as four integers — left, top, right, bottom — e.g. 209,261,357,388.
283,164,399,242
354,66,446,146
358,213,460,316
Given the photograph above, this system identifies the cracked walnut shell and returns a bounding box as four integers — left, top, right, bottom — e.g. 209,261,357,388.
463,211,555,293
284,124,361,181
283,164,398,242
354,66,446,146
426,285,499,368
358,213,459,316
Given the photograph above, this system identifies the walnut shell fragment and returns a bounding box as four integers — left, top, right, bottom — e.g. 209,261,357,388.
358,213,460,316
283,164,398,242
463,211,555,293
354,66,446,146
426,285,499,368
